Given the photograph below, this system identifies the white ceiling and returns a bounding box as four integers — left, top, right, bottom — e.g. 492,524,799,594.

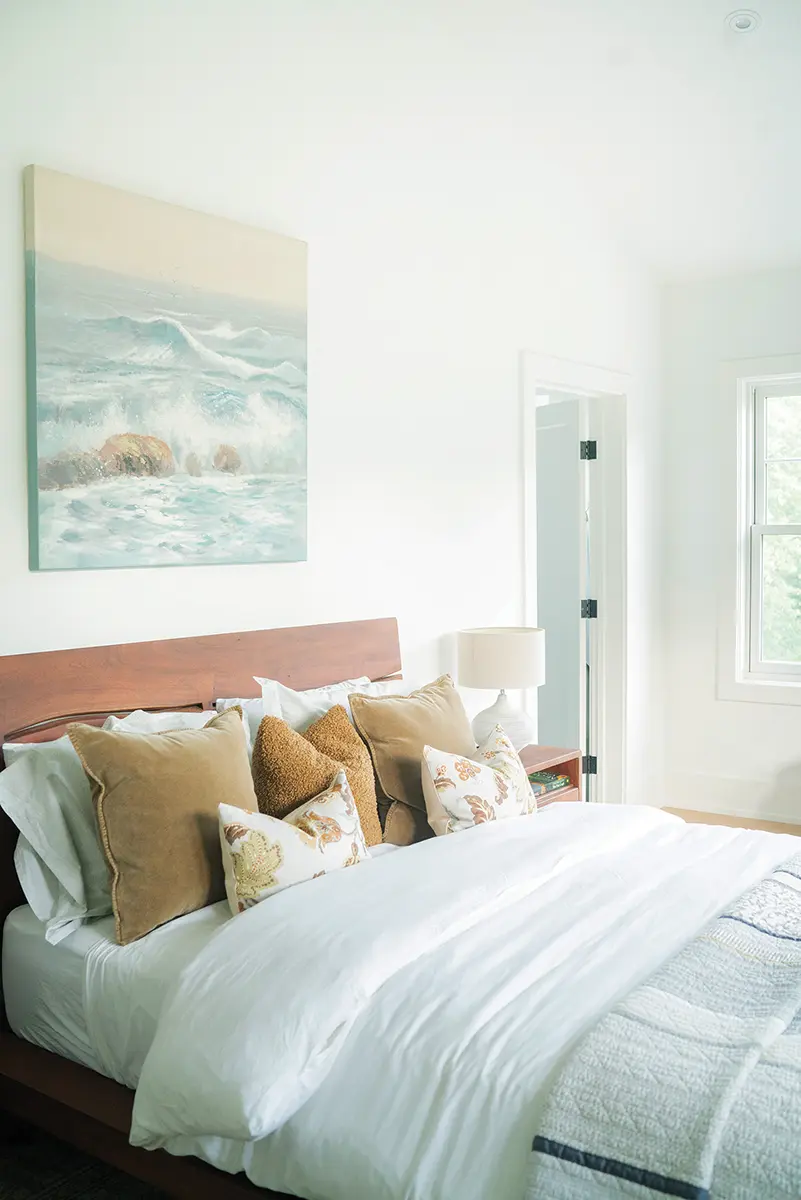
6,0,800,282
506,0,801,280
339,0,801,280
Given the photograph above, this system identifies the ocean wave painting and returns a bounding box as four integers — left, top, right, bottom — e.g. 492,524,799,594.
24,166,307,570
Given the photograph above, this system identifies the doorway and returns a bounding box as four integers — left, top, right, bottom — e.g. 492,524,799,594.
521,353,628,805
534,392,590,779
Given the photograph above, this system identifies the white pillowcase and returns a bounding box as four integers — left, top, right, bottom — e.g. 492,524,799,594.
219,769,370,915
0,737,111,942
215,695,280,755
2,738,68,767
254,675,409,733
215,677,411,746
107,708,253,767
421,725,536,837
103,709,217,733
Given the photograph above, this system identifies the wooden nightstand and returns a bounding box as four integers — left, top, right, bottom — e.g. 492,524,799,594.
519,744,582,807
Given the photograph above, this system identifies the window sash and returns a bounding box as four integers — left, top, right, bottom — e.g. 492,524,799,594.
754,384,801,528
749,524,801,674
749,382,801,676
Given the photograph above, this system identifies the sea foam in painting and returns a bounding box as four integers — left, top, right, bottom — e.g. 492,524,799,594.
25,168,307,570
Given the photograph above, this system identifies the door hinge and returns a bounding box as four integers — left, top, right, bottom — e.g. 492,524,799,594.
581,599,598,619
580,440,597,460
583,755,598,775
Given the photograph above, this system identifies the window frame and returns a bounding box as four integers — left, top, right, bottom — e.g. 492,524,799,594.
717,356,801,706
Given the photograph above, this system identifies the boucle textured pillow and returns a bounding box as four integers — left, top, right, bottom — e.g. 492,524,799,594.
350,675,474,845
68,708,257,945
421,725,536,836
252,705,382,847
219,770,370,914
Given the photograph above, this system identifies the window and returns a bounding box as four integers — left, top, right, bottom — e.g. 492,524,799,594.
748,380,801,679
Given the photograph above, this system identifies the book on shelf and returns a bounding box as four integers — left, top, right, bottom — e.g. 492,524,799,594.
528,770,571,796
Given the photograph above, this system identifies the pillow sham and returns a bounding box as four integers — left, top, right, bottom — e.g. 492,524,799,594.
350,675,475,845
252,706,382,847
255,675,410,733
68,708,257,945
421,725,536,836
0,737,112,943
219,769,370,914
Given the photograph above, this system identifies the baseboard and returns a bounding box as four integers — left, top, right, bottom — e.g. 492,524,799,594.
665,770,801,826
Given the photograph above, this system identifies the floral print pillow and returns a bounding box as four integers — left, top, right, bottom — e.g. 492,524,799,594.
218,770,370,915
421,725,536,837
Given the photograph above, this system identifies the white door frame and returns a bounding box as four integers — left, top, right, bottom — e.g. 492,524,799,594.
521,352,628,805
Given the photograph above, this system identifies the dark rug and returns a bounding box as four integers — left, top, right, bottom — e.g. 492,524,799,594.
0,1117,166,1199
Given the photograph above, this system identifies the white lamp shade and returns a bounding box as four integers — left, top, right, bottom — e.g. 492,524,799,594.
457,626,545,691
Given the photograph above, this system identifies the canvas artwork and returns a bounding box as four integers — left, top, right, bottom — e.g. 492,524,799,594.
24,166,307,570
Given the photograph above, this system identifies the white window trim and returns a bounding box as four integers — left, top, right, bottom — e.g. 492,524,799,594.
717,353,801,705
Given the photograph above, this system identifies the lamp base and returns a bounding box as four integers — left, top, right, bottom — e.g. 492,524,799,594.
471,690,535,751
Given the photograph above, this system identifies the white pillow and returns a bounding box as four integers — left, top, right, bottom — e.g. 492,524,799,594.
2,738,67,767
421,725,536,837
254,675,409,732
103,709,217,733
106,708,253,767
215,695,280,755
219,769,370,915
0,738,111,942
13,834,85,941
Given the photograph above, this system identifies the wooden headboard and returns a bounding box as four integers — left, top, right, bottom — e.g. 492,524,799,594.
0,617,401,969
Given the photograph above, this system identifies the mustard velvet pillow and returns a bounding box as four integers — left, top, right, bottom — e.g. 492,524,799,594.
68,708,257,945
252,705,382,848
350,675,475,845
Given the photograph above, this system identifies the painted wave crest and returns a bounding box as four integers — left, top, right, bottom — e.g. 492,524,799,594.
74,314,306,388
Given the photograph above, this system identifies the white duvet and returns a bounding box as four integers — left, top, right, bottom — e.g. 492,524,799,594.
120,805,801,1200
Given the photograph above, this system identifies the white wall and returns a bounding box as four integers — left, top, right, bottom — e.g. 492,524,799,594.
0,0,662,797
663,266,801,821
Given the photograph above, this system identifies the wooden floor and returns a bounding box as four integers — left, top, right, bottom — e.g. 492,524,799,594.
664,808,801,837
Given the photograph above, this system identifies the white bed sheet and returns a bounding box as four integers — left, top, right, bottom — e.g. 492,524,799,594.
1,901,232,1082
3,904,106,1071
2,841,402,1087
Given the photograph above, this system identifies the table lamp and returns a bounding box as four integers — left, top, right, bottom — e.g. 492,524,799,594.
457,626,546,750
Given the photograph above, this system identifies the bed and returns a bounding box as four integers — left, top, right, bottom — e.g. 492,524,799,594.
2,620,800,1200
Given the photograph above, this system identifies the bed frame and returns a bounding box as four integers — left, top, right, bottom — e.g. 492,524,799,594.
0,617,402,1199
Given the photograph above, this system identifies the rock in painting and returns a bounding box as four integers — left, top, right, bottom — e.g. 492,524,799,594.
213,444,241,474
38,450,106,490
99,434,176,478
184,452,203,477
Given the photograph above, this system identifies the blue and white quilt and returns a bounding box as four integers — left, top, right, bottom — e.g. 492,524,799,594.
527,853,801,1199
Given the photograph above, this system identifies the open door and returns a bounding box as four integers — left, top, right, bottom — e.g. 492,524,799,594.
534,391,597,799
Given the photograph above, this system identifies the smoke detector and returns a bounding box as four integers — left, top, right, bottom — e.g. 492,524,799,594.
726,9,762,33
